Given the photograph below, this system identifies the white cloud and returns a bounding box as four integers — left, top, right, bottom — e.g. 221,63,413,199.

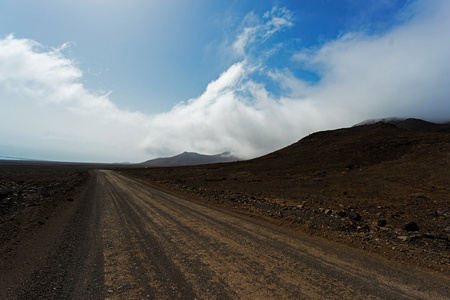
141,61,344,159
0,35,149,162
291,0,450,121
233,6,293,57
1,0,449,162
142,0,450,159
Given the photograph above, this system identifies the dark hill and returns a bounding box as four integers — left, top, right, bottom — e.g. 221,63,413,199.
244,121,444,173
356,118,450,133
389,118,450,133
140,151,240,167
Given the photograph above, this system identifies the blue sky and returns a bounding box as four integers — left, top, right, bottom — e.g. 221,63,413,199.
1,0,449,162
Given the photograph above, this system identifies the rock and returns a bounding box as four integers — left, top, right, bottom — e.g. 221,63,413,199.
410,235,422,241
422,233,434,239
404,221,419,232
336,211,347,218
437,228,450,241
377,219,387,227
357,225,370,232
348,211,362,221
409,193,429,199
397,235,410,242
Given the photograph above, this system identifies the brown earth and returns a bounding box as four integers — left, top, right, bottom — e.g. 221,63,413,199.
2,168,448,299
0,161,97,298
118,122,450,275
0,162,90,254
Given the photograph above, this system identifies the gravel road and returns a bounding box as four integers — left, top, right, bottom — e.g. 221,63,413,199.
3,170,449,299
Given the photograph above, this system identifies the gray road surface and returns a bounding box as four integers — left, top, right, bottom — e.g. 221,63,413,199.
5,170,450,299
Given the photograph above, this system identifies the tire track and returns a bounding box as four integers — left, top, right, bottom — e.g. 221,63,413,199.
99,170,450,299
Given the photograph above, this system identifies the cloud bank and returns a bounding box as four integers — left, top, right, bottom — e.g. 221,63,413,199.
0,35,149,162
1,0,449,162
142,0,450,159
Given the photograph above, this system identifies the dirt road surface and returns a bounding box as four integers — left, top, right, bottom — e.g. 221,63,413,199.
2,170,449,299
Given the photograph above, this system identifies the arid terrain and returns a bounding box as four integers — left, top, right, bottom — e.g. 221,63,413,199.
0,120,449,298
119,121,450,274
0,162,94,298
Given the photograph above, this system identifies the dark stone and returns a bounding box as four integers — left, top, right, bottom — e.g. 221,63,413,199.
422,233,434,239
358,225,370,232
404,221,419,231
348,211,362,221
336,211,347,218
66,197,74,202
377,219,387,227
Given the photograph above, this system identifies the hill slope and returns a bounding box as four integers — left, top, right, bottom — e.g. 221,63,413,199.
389,118,450,132
356,117,450,133
246,121,444,172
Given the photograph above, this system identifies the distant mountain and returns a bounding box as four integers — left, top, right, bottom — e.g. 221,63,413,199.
140,151,240,167
246,118,450,173
355,118,450,133
389,118,450,133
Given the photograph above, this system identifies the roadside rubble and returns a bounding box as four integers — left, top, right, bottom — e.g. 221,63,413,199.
123,175,449,275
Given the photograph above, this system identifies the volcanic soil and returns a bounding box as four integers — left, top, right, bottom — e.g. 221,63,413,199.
119,121,450,275
0,161,93,296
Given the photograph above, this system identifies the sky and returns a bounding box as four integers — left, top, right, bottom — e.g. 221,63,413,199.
0,0,449,163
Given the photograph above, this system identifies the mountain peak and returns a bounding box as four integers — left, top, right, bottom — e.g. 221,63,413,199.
141,151,241,167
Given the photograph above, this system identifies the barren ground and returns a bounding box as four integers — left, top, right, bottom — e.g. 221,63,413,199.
1,168,449,299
